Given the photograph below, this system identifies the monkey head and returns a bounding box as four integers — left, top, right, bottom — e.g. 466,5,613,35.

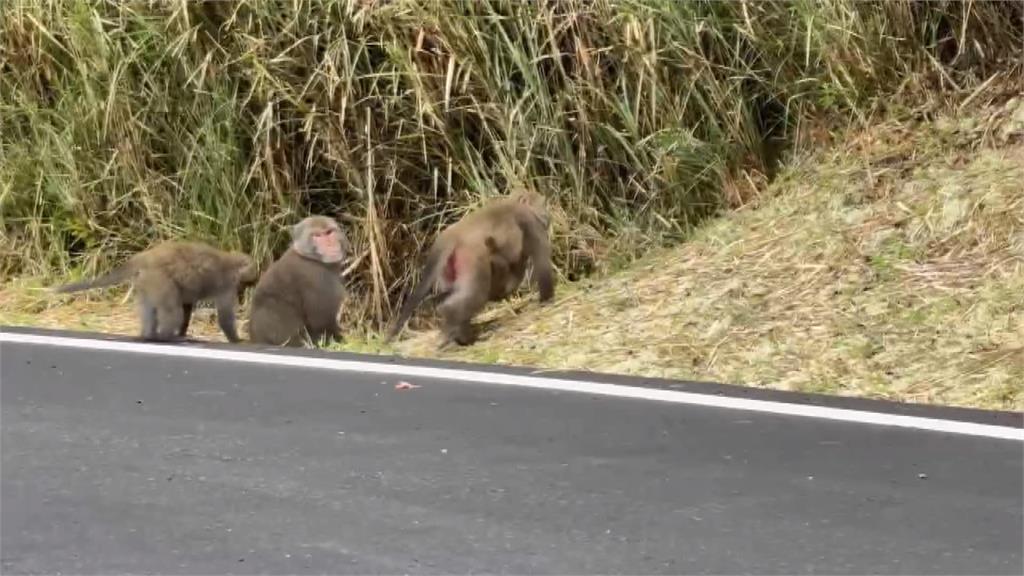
292,215,350,265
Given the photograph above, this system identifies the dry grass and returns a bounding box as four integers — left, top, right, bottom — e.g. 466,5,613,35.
387,100,1024,411
3,0,1022,332
3,100,1022,411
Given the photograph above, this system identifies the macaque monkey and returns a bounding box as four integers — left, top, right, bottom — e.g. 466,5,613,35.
386,190,555,346
248,215,351,347
53,241,259,343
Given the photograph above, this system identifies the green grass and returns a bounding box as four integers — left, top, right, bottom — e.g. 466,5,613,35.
3,0,1022,330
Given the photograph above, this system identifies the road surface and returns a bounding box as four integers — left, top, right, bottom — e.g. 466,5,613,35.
2,326,1022,575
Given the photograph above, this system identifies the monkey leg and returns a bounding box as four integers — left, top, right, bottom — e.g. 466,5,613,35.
497,259,527,302
322,324,344,345
179,303,194,337
136,269,185,342
488,256,510,301
154,303,185,342
138,302,159,340
137,302,184,342
249,304,303,347
213,293,241,343
305,310,343,347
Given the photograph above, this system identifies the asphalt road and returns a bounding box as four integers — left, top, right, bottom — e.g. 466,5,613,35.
2,327,1022,575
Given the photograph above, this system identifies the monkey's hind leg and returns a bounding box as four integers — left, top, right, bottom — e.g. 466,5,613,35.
137,300,183,342
178,303,194,337
138,301,159,341
249,303,304,347
154,302,185,342
136,269,185,342
213,292,242,343
313,326,343,348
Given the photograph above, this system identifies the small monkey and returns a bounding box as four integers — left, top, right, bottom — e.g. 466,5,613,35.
386,190,555,346
54,241,259,343
248,215,351,347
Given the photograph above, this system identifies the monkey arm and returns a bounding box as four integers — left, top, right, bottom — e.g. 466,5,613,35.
518,216,555,302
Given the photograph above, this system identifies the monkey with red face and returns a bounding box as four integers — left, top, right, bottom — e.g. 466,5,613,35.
248,216,351,347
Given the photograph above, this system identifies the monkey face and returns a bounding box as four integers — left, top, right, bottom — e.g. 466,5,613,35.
311,223,348,264
291,216,350,265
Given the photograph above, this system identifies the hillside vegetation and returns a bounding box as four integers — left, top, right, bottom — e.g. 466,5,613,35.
387,100,1024,411
3,0,1022,328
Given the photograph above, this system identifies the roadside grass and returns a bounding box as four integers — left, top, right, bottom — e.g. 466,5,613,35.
3,0,1022,331
2,102,1021,411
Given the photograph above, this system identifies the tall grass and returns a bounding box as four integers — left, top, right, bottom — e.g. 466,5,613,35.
2,0,1021,328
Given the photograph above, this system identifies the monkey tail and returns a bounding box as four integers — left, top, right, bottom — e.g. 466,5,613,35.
52,262,135,294
385,245,447,343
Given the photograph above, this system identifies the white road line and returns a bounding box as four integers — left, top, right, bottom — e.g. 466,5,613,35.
2,330,1022,441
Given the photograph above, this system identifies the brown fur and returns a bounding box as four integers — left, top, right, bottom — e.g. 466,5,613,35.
248,215,351,347
54,241,258,342
486,236,530,302
386,190,555,346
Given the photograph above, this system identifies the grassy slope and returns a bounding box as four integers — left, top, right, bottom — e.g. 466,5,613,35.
389,102,1024,411
3,103,1022,411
